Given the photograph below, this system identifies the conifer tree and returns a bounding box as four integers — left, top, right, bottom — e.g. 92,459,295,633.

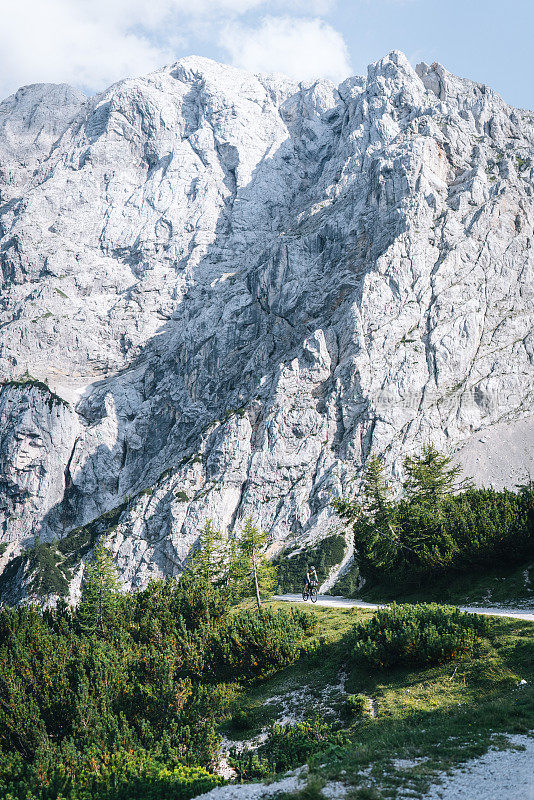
333,455,412,576
334,456,398,532
403,444,472,506
186,519,227,586
77,540,120,636
226,533,245,603
231,517,277,610
361,455,398,536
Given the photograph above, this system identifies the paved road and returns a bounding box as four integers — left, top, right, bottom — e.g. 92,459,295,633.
274,594,534,622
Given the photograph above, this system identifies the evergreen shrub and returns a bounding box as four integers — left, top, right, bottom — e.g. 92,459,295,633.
258,717,348,773
208,607,317,681
229,704,261,732
350,603,488,669
343,693,368,717
0,576,311,799
230,717,348,779
0,748,223,800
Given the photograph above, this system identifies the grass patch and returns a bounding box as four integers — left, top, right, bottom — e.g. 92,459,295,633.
0,376,69,409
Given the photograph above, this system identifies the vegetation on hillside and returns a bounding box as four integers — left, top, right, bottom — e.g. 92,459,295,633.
350,603,488,669
0,503,128,605
0,565,532,800
333,445,534,595
222,601,534,798
0,374,69,409
1,444,533,798
185,517,277,610
0,536,314,800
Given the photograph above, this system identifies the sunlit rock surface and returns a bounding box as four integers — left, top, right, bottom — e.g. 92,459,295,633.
0,52,533,599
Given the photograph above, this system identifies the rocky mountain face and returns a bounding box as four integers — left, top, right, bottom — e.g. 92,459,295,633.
0,52,533,602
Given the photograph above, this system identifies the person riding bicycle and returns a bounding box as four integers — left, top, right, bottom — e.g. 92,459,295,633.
304,565,318,594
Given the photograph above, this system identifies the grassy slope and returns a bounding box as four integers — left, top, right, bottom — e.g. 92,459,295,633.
224,601,534,799
221,604,362,739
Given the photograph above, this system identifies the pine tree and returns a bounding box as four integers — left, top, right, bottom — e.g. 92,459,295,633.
226,534,245,604
231,517,277,611
186,520,227,586
361,455,398,536
333,455,415,576
403,444,472,506
77,540,120,636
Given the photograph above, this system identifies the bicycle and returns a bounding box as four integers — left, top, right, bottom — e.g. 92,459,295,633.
302,580,318,603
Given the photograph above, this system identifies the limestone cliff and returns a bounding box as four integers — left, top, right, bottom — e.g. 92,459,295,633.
0,53,533,601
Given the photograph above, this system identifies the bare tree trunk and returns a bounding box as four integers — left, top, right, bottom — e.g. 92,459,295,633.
251,548,262,611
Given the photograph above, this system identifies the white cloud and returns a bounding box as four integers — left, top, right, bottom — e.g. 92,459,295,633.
0,0,177,99
277,0,336,12
219,15,352,84
0,0,344,100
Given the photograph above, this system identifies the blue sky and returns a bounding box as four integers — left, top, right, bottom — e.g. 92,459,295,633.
329,0,534,110
1,0,532,110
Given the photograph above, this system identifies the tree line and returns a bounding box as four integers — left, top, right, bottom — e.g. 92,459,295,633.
78,516,277,639
74,444,534,627
333,444,534,589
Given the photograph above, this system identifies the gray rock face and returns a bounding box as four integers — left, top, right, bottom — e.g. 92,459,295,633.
0,52,533,599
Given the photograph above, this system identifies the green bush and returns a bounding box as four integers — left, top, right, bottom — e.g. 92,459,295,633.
229,717,348,781
208,607,317,681
343,693,368,718
350,603,488,669
229,704,261,732
227,750,273,781
0,748,223,800
258,717,348,773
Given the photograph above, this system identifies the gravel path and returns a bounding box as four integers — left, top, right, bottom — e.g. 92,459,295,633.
425,734,534,800
193,774,349,800
201,738,534,800
193,774,302,800
274,594,534,621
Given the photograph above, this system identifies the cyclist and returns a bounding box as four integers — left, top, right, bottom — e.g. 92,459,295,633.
304,565,318,595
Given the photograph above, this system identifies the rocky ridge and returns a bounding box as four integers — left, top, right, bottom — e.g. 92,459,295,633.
0,52,533,602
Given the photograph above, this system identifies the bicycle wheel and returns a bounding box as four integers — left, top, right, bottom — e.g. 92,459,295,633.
310,586,318,603
302,589,309,601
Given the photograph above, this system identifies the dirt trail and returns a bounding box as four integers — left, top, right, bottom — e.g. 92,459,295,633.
274,594,534,621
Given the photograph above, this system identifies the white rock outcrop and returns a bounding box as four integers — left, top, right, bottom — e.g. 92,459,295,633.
0,53,533,597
